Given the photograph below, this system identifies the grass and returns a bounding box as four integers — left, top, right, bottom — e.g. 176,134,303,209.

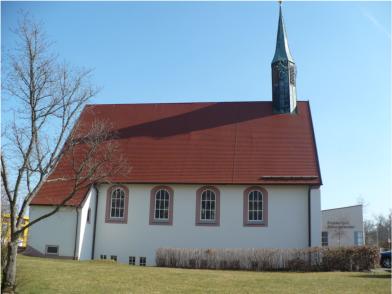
17,255,390,294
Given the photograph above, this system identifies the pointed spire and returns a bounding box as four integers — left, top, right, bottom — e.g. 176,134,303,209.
272,3,294,63
271,2,297,114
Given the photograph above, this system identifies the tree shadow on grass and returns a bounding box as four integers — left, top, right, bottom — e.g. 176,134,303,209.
350,271,391,279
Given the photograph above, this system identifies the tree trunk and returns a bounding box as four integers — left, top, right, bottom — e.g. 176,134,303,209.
2,240,18,293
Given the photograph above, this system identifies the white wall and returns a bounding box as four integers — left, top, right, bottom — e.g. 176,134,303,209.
28,206,77,257
310,187,321,247
77,187,97,260
94,184,314,265
321,205,364,247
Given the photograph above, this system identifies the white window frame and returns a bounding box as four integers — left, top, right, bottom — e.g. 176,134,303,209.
200,189,216,222
247,190,263,223
154,189,170,221
110,188,126,219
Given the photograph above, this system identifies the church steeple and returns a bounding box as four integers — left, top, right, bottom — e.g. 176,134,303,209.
271,3,297,114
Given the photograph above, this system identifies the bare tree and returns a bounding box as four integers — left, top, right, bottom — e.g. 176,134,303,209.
365,212,392,248
1,14,126,291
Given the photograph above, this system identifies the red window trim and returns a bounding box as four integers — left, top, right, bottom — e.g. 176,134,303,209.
149,185,174,225
195,186,220,226
105,185,129,224
243,186,268,227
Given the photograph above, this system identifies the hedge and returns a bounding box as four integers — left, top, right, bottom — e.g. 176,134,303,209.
155,246,379,272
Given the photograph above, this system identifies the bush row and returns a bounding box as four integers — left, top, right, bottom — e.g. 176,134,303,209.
155,246,379,272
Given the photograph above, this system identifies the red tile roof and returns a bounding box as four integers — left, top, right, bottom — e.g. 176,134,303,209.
31,101,321,207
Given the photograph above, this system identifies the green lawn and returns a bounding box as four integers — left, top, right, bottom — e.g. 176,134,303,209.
16,255,390,293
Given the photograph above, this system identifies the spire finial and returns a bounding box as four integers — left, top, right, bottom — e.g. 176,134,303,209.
278,0,282,6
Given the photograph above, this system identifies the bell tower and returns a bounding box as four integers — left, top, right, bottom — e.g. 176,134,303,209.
271,3,297,114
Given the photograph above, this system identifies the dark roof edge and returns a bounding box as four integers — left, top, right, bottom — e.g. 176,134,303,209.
30,203,79,207
85,100,311,107
94,181,320,186
306,101,323,185
322,204,363,212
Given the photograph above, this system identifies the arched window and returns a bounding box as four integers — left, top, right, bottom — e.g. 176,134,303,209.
196,186,220,226
243,186,268,227
149,186,174,225
105,185,129,224
248,190,263,222
201,189,216,221
154,189,170,220
110,187,125,218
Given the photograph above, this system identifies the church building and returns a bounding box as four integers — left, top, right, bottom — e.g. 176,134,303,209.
27,5,322,266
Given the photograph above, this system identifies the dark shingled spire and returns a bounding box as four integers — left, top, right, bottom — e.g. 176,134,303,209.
271,3,297,114
272,5,294,63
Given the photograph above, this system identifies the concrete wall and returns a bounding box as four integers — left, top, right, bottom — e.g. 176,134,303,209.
94,184,315,265
77,187,97,260
28,206,77,258
321,205,364,247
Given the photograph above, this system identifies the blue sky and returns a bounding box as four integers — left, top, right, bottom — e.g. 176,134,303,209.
2,1,391,219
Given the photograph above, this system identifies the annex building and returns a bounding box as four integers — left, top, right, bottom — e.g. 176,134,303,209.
27,5,322,266
321,205,364,247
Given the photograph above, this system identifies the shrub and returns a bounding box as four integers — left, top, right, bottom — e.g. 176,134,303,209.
155,246,378,272
322,246,379,271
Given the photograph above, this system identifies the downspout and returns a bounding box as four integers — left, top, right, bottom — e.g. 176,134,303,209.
73,207,80,260
91,185,99,260
308,186,312,247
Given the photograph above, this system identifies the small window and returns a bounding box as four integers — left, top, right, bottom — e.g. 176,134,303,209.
273,67,280,84
354,231,363,246
321,231,328,246
289,65,296,85
45,245,59,255
100,254,107,260
87,208,91,224
139,257,146,266
110,255,117,262
129,256,135,265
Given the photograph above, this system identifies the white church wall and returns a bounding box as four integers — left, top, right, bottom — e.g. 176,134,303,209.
28,206,77,257
77,187,96,260
94,184,312,266
310,187,321,247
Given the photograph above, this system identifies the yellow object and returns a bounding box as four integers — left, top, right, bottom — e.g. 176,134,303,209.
1,214,29,247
